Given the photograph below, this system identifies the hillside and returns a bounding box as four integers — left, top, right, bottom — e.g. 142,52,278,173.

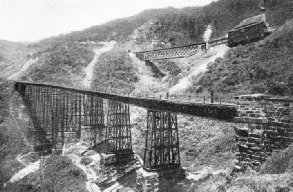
196,18,293,96
0,41,37,79
1,0,293,191
20,42,94,87
91,49,139,93
36,0,293,48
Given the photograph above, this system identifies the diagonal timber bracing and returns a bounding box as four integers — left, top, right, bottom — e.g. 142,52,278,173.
106,100,132,157
15,84,105,153
144,110,180,171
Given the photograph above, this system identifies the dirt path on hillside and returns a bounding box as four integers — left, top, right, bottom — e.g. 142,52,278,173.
7,57,39,80
169,44,229,93
82,41,116,88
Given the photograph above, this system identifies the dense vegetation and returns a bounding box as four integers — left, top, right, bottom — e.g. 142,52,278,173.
260,147,293,174
195,18,293,96
0,79,12,123
22,42,94,86
91,50,139,93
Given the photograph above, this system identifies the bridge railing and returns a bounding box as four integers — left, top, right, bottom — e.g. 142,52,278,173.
208,38,228,47
15,81,236,106
89,87,235,105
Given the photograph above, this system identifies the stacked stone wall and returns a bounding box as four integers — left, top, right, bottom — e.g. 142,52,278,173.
265,99,293,151
233,95,293,170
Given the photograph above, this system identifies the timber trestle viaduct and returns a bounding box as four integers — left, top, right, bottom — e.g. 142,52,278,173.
12,81,293,191
14,81,236,173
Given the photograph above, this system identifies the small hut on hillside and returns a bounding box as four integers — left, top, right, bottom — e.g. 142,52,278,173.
228,7,271,47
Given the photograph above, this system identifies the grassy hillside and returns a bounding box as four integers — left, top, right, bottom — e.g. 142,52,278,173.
0,41,37,78
0,40,27,69
195,18,293,96
36,0,293,48
0,79,12,123
7,0,292,87
1,0,293,191
21,42,94,86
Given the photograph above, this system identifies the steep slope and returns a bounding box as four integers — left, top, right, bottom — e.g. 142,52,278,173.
196,18,293,96
21,42,94,87
2,0,293,191
7,58,39,80
91,49,139,93
169,44,229,93
0,40,37,79
35,0,293,48
82,41,116,88
0,79,33,189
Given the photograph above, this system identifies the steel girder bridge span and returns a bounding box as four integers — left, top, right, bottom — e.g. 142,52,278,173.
134,38,228,61
14,81,236,172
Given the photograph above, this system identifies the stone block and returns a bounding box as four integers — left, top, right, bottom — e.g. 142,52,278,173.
251,155,263,161
234,127,249,137
248,137,262,144
250,118,268,124
277,127,286,133
136,169,159,192
250,147,261,152
239,138,248,142
249,133,262,138
250,160,261,166
247,142,256,148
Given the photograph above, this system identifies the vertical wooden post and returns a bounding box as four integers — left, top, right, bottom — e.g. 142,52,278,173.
77,94,82,139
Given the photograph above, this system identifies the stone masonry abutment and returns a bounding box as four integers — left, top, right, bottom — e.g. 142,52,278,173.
233,94,293,170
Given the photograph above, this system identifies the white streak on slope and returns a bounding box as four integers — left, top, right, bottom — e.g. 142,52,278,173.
83,41,116,88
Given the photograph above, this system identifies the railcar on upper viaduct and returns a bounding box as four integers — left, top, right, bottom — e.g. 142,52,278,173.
227,7,272,47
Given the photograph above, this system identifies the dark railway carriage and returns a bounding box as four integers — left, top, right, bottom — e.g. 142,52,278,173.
228,8,271,47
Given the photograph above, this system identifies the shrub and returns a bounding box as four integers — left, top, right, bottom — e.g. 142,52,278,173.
260,147,293,174
91,50,139,93
80,156,92,165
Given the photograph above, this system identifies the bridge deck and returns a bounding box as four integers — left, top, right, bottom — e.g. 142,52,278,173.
14,81,237,120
